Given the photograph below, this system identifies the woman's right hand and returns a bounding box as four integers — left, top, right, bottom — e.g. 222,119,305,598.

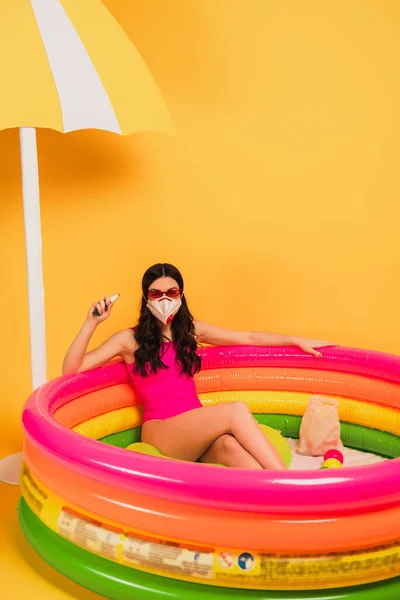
87,296,116,323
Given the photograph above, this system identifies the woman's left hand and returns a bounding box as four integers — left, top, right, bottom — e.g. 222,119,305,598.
292,337,333,357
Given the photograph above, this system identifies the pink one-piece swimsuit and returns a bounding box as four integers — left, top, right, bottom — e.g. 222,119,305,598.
126,341,203,423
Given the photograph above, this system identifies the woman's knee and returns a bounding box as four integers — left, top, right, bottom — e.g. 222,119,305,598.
213,434,239,454
226,401,252,427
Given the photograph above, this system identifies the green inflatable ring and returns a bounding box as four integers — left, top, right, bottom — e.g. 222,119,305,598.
18,499,400,600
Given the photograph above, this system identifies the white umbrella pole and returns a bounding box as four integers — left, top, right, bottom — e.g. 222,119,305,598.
19,127,47,390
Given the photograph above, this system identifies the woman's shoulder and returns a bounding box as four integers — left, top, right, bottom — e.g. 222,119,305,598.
117,328,138,353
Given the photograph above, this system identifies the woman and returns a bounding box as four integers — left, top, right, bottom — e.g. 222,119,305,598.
63,263,330,470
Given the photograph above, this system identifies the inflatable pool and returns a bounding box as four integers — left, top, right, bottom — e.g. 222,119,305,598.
19,345,400,599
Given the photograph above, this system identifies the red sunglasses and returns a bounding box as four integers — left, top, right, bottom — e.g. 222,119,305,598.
147,288,183,300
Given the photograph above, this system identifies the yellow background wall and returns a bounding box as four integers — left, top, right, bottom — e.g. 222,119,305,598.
1,0,399,456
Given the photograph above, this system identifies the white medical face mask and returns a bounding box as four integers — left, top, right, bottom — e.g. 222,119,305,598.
147,296,182,325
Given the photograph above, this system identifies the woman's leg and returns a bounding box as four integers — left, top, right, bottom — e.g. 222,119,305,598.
141,402,286,469
199,435,263,469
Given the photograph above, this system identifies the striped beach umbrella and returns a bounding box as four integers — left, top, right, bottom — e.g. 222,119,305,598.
0,0,174,391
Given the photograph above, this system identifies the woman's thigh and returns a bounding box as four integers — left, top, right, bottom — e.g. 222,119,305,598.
141,402,249,462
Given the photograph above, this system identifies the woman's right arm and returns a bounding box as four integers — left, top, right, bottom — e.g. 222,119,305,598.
62,296,136,374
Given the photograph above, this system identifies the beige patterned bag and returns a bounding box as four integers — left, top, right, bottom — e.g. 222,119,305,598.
297,395,344,456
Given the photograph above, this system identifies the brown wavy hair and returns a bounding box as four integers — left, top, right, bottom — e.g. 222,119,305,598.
133,263,201,377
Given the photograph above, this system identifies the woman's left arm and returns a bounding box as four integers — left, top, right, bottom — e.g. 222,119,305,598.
194,321,332,357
